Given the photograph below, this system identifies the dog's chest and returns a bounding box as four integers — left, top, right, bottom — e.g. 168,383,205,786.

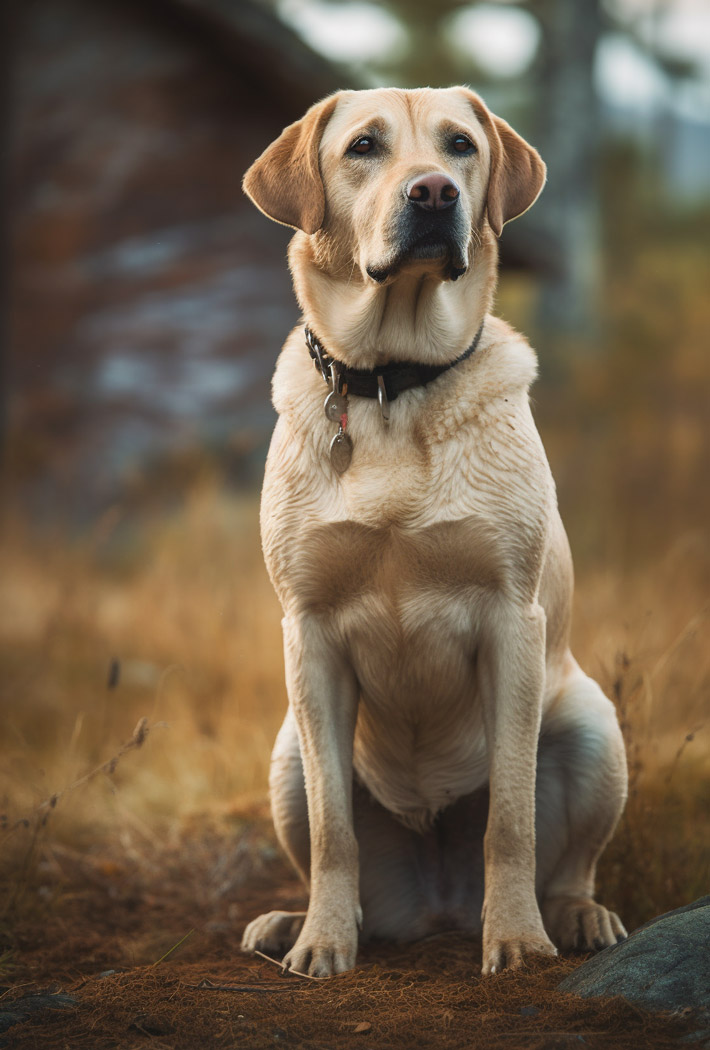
262,393,551,825
351,592,489,828
287,512,497,824
271,402,546,618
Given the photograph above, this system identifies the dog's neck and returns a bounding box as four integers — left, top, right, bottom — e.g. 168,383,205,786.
289,230,498,372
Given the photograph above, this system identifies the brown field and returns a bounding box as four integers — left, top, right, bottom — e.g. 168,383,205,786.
0,474,708,1048
1,210,709,1047
1,476,708,908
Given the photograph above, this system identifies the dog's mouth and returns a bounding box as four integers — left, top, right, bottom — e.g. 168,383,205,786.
366,229,468,285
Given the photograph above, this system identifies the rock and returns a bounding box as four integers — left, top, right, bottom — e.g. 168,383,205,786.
558,897,710,1040
0,991,77,1041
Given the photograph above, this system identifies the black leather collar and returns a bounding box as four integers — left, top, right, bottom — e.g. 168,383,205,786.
305,321,485,403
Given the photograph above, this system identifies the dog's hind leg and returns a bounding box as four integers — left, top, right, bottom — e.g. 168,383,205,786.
241,710,308,956
535,666,628,950
269,709,312,887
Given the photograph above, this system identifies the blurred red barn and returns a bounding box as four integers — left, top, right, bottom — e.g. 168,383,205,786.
6,0,346,512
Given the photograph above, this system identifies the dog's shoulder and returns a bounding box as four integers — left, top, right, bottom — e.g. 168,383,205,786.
474,314,538,392
426,316,536,429
422,316,547,483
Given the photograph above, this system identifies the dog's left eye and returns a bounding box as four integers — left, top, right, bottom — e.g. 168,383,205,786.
451,135,476,155
349,136,375,155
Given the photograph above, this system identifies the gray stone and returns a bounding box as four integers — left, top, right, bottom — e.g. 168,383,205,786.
0,992,76,1038
558,897,710,1040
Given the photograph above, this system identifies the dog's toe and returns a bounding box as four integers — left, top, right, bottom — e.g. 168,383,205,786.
282,913,359,977
482,929,557,975
543,896,627,952
283,941,355,978
241,911,306,956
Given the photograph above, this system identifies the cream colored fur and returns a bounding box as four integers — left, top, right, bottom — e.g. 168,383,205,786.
240,87,628,977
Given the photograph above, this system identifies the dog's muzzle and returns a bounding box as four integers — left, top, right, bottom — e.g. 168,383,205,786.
366,174,469,283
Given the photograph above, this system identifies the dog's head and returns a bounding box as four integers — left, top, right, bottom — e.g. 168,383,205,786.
243,87,545,285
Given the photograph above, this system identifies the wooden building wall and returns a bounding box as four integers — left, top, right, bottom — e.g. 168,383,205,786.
7,0,343,513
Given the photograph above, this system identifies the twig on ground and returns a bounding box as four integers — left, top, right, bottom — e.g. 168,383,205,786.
187,977,294,992
254,950,334,981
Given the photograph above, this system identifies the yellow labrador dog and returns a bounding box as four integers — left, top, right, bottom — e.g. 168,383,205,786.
240,87,627,977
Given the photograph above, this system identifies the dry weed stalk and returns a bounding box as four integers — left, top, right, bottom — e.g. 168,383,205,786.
599,633,709,928
1,717,166,921
664,724,706,784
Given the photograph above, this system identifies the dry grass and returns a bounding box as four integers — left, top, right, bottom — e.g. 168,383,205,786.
0,477,707,938
0,499,705,1050
0,488,285,838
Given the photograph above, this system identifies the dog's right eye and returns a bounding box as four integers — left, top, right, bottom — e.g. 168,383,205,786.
348,136,374,155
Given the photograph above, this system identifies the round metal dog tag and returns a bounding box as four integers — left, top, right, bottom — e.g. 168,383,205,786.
330,431,353,474
324,391,348,422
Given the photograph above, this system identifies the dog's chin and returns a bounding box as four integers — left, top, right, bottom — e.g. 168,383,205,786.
366,241,468,285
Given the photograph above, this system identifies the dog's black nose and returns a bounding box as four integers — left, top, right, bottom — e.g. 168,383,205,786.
406,173,460,211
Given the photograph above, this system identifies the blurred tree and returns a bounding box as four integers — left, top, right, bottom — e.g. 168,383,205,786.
377,0,483,87
528,0,603,342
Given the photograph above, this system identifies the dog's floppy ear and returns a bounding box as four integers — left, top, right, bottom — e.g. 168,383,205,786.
459,88,546,238
242,94,340,235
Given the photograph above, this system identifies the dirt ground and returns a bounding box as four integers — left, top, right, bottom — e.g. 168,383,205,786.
1,812,695,1050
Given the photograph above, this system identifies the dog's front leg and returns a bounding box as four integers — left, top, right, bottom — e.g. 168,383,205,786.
479,600,557,974
280,613,361,977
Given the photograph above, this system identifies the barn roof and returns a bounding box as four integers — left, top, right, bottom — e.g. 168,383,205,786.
137,0,357,114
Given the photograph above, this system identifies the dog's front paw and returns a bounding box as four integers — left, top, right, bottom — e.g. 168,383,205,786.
482,926,557,975
542,896,627,951
241,910,306,956
282,911,359,977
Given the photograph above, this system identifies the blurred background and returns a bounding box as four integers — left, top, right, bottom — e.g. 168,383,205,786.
1,0,708,932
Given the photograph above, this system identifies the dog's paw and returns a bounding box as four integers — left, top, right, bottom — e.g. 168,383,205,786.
482,927,557,975
542,896,627,952
282,912,359,977
241,910,307,956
